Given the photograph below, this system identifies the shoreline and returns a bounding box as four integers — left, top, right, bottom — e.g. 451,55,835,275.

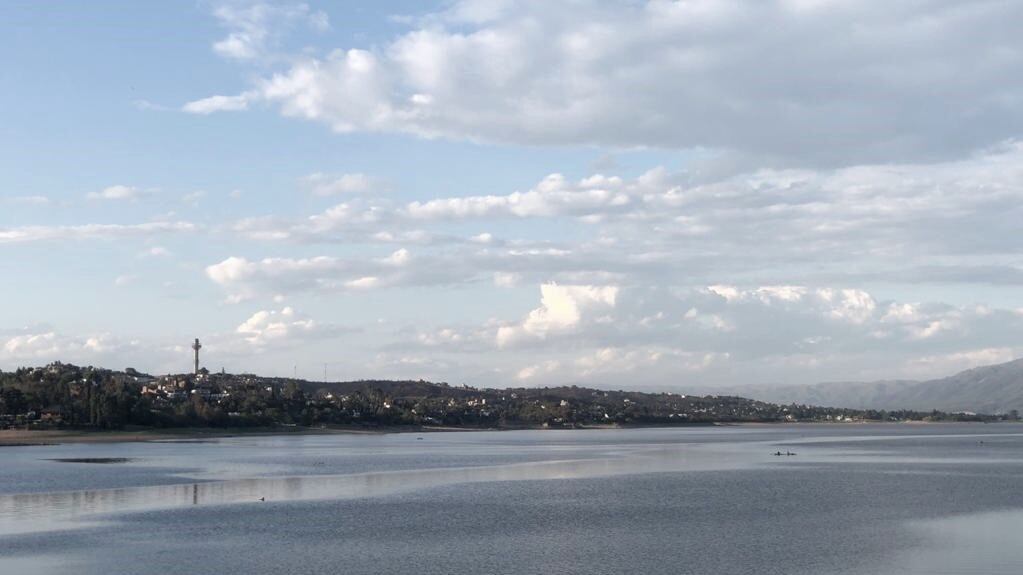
1,419,1007,447
0,426,374,447
0,422,711,446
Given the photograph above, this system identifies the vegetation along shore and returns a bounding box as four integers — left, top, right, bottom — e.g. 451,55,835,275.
2,362,1016,446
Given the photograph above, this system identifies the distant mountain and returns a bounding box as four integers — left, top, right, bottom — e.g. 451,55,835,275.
729,358,1023,414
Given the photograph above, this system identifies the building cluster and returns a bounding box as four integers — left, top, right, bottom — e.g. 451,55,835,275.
139,376,230,403
4,340,1017,431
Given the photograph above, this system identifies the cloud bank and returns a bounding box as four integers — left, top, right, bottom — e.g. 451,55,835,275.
190,0,1023,165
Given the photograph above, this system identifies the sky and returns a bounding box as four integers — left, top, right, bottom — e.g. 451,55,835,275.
2,0,1023,389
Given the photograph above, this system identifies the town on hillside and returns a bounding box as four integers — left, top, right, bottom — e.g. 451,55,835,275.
1,340,1017,431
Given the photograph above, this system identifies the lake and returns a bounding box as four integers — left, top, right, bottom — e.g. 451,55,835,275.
2,424,1023,574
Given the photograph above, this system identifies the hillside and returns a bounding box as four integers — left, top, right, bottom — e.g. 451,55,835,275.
731,358,1023,414
4,363,1009,432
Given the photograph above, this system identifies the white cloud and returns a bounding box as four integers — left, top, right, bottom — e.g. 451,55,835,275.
2,332,61,358
381,248,410,266
368,280,1023,387
1,331,137,363
345,276,379,289
817,288,876,325
197,0,1023,165
705,286,879,325
114,274,137,287
684,308,733,333
707,285,741,303
141,246,172,258
302,172,377,195
496,282,618,347
210,1,329,61
217,143,1023,294
205,251,439,299
417,328,467,347
405,174,630,219
517,359,560,380
235,306,325,347
573,347,723,378
87,185,142,201
0,221,197,244
183,93,251,114
493,272,520,288
753,286,807,304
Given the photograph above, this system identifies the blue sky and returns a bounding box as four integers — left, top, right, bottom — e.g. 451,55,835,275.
2,0,1023,388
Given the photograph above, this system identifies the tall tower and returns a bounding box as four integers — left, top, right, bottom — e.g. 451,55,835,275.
192,338,202,376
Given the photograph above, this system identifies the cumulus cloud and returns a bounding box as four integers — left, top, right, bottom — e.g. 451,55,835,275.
214,170,633,246
375,280,1023,387
493,272,520,288
182,93,252,114
417,328,468,348
2,332,62,358
496,282,618,347
214,143,1023,293
204,249,442,301
1,331,138,363
187,140,1023,381
301,172,378,196
706,286,877,325
235,306,330,347
169,2,1023,386
516,359,560,380
114,274,137,287
345,276,379,290
209,1,329,61
87,185,143,201
0,221,197,244
405,174,630,219
140,246,172,258
194,0,1023,165
14,2,1023,390
573,347,726,379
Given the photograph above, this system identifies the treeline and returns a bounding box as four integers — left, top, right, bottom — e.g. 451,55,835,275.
0,365,292,429
1,363,1017,431
0,365,145,428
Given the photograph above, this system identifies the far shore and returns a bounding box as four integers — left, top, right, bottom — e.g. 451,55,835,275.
0,424,536,446
0,422,702,446
2,419,1007,447
0,426,386,447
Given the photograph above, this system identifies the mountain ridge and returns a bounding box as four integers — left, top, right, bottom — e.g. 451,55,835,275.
718,358,1023,414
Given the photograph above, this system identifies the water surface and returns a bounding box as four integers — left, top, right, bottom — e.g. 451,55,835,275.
2,424,1022,574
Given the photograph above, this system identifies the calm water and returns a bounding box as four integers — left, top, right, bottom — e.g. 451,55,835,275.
2,424,1023,574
